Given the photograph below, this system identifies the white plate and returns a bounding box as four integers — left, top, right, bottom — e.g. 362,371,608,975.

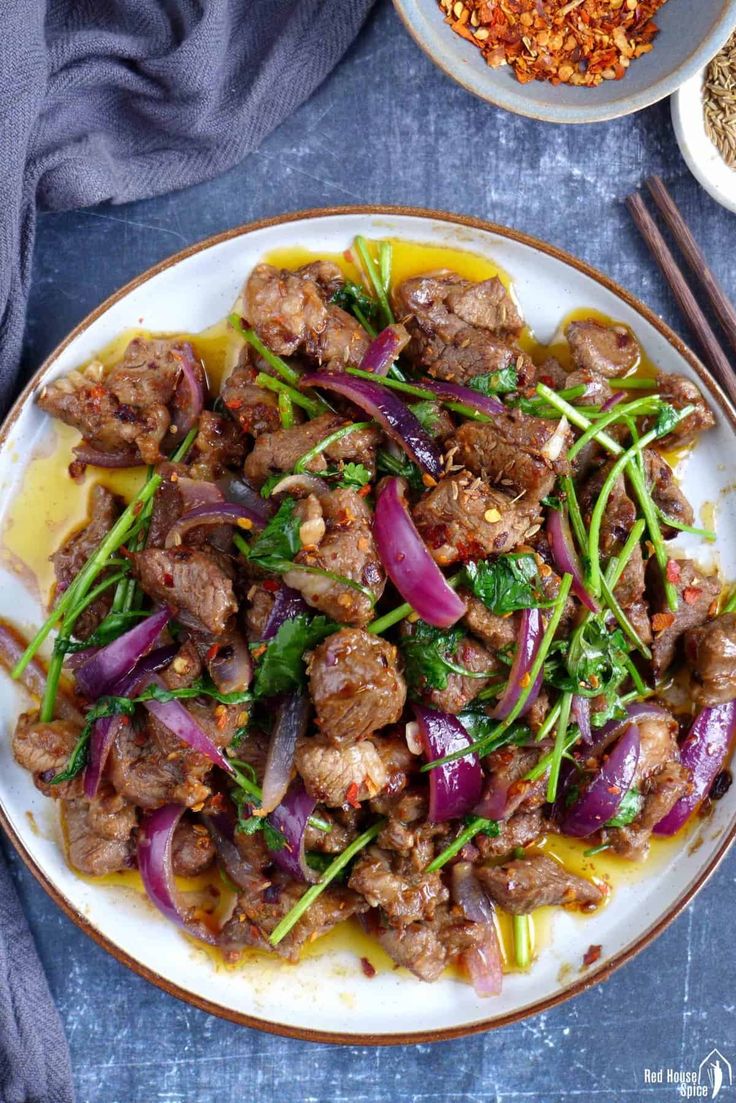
672,69,736,214
1,208,735,1043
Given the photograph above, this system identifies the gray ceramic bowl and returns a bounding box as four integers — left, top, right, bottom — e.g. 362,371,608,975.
393,0,736,123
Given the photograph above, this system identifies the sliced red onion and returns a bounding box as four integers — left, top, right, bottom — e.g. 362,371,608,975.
84,643,178,798
75,607,171,700
463,927,504,998
165,502,267,548
260,692,310,814
374,477,466,628
268,473,330,499
547,508,598,613
359,324,409,376
590,701,671,753
268,780,318,883
420,379,505,418
72,443,141,468
138,804,219,944
414,705,484,822
218,475,275,523
177,477,223,512
491,607,543,720
654,701,736,836
560,723,641,837
601,392,626,412
206,632,252,695
451,861,495,924
572,695,592,744
143,680,233,772
301,371,443,478
170,343,205,438
260,585,310,641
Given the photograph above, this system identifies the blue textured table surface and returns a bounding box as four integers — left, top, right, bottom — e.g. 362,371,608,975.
3,3,736,1100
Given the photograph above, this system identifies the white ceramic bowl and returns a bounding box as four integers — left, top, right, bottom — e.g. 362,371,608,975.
1,207,735,1043
673,68,736,214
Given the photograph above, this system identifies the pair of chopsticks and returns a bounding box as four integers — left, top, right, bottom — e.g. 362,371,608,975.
626,176,736,410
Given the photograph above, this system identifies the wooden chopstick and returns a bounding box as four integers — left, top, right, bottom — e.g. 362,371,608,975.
646,175,736,359
625,191,736,411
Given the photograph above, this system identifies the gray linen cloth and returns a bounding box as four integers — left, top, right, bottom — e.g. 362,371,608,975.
0,1,374,1098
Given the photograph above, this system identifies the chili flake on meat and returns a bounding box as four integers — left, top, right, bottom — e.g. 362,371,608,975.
440,0,667,87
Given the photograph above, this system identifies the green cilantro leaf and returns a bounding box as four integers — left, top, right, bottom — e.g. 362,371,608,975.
654,402,683,437
467,366,519,396
463,554,546,616
252,614,336,698
410,400,443,435
333,461,372,490
376,448,424,495
53,610,145,655
247,498,302,568
331,281,379,326
400,620,479,697
605,787,643,828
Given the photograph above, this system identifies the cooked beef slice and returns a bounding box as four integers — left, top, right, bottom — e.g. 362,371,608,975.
645,373,715,447
607,762,691,860
565,319,639,378
244,413,380,487
244,581,277,641
461,596,519,652
633,712,680,785
348,846,448,926
408,630,498,714
308,628,406,745
481,744,548,819
476,809,545,859
413,471,539,565
477,854,603,914
647,558,720,678
295,737,389,807
52,484,122,638
454,410,571,501
296,260,345,299
109,715,214,810
12,712,85,800
284,487,385,627
172,818,216,877
64,789,137,875
303,807,360,855
190,411,246,479
221,871,366,962
131,547,237,635
243,263,369,368
638,450,694,538
685,612,736,706
221,369,282,438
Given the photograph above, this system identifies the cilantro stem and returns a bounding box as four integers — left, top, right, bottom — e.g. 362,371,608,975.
722,588,736,615
600,575,652,658
583,842,611,857
524,726,580,782
546,690,573,803
269,819,384,946
567,397,660,462
346,367,492,424
278,392,295,429
366,571,464,635
354,237,393,328
560,475,587,551
533,697,562,743
254,372,326,419
425,816,497,873
605,519,646,592
228,761,330,832
379,241,392,296
294,421,371,473
654,505,716,542
513,914,532,969
608,377,657,390
229,315,300,387
424,574,573,769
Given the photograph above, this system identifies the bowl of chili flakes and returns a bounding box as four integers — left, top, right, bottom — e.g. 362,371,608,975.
392,0,736,123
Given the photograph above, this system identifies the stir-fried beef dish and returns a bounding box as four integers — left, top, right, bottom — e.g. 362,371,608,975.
8,236,734,997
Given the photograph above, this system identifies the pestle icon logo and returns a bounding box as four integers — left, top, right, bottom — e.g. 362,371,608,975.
699,1051,732,1100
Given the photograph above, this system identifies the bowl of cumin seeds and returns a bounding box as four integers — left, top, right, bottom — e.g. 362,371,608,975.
673,30,736,213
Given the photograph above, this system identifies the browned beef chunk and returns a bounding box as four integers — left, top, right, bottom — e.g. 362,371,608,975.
645,373,715,447
52,485,122,638
565,319,639,378
647,559,720,678
106,338,187,406
454,410,571,502
110,715,213,810
295,737,389,807
685,613,736,706
371,918,447,982
482,744,547,819
131,547,237,635
461,596,519,653
296,260,345,299
566,367,614,406
284,488,385,627
348,845,448,926
624,599,652,646
393,272,532,385
221,871,366,962
477,854,603,914
64,788,137,876
413,471,539,566
244,263,369,368
244,413,380,487
639,450,694,539
580,461,636,556
417,632,498,714
190,412,246,479
221,369,281,438
145,464,185,549
633,712,680,785
374,789,428,855
606,762,691,860
308,628,406,745
303,807,360,855
244,581,276,641
160,639,203,690
172,818,216,877
476,809,545,859
12,712,84,800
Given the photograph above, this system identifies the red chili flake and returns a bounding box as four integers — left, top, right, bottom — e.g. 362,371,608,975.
163,572,175,588
583,944,602,967
345,781,361,809
205,644,220,663
224,398,243,410
358,484,371,497
360,957,376,978
262,579,280,593
652,612,675,633
90,384,106,400
683,587,702,606
665,559,681,583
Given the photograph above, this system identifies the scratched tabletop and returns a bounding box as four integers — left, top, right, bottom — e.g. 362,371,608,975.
3,2,736,1100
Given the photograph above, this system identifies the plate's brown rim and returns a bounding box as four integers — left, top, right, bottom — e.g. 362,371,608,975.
390,0,736,125
1,203,735,1047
